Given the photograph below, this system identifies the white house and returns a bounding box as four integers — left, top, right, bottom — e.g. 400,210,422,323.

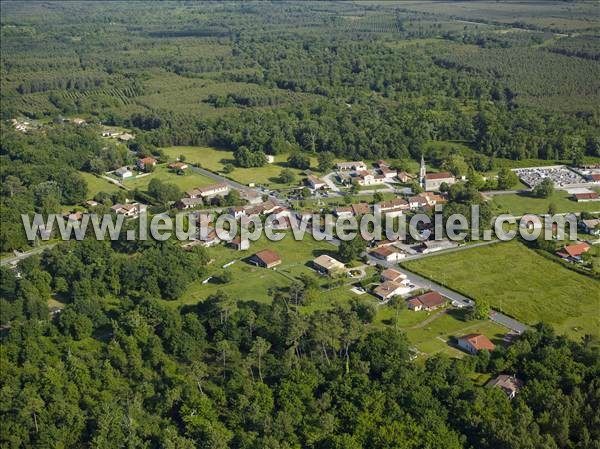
371,246,405,262
115,166,133,178
111,202,146,218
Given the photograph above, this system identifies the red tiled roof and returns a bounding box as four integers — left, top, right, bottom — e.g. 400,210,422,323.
411,291,445,309
574,192,599,200
559,242,590,258
254,249,281,265
460,333,495,352
139,157,157,164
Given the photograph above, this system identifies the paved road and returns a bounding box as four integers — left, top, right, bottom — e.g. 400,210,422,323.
366,254,529,334
1,243,57,266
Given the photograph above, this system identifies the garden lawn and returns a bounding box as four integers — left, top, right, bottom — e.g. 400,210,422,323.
162,146,320,188
403,240,600,338
171,233,341,306
80,171,121,197
491,190,600,216
122,165,215,192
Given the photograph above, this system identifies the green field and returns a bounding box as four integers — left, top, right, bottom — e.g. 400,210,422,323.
121,165,215,192
403,240,600,338
80,171,122,197
172,233,353,306
490,190,600,216
162,146,320,188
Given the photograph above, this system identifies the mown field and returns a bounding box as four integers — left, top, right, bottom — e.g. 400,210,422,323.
403,240,600,338
162,146,320,188
121,165,215,193
490,190,600,216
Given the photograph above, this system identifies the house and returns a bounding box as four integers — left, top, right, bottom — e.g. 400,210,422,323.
373,280,411,301
380,268,406,283
424,172,456,192
64,211,83,224
408,195,429,209
102,130,120,137
72,118,86,125
251,249,282,268
187,183,230,199
336,161,367,172
137,157,158,171
227,206,246,219
199,229,221,247
85,200,98,208
115,166,133,178
579,218,600,236
573,192,600,202
375,198,409,217
312,254,345,276
380,166,397,179
407,291,445,312
457,333,495,354
397,171,413,183
351,202,371,216
556,242,591,261
266,155,275,163
334,207,354,219
228,235,250,251
111,202,146,218
118,133,135,141
374,160,389,168
486,375,523,399
176,197,203,209
370,246,405,262
168,162,188,171
305,175,327,190
357,171,386,186
240,189,263,205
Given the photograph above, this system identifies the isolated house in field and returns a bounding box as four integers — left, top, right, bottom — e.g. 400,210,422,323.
305,175,327,190
486,375,523,400
115,166,132,178
424,172,455,192
251,249,282,268
312,254,345,276
336,161,367,172
457,333,495,354
168,161,188,171
380,268,406,284
573,192,599,202
407,291,445,312
555,242,591,261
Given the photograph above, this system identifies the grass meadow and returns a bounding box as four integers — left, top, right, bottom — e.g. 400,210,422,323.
403,240,600,338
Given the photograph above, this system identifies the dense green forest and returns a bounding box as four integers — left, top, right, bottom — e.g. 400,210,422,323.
1,2,600,448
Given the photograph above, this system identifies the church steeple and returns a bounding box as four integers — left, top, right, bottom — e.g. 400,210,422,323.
419,153,426,187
